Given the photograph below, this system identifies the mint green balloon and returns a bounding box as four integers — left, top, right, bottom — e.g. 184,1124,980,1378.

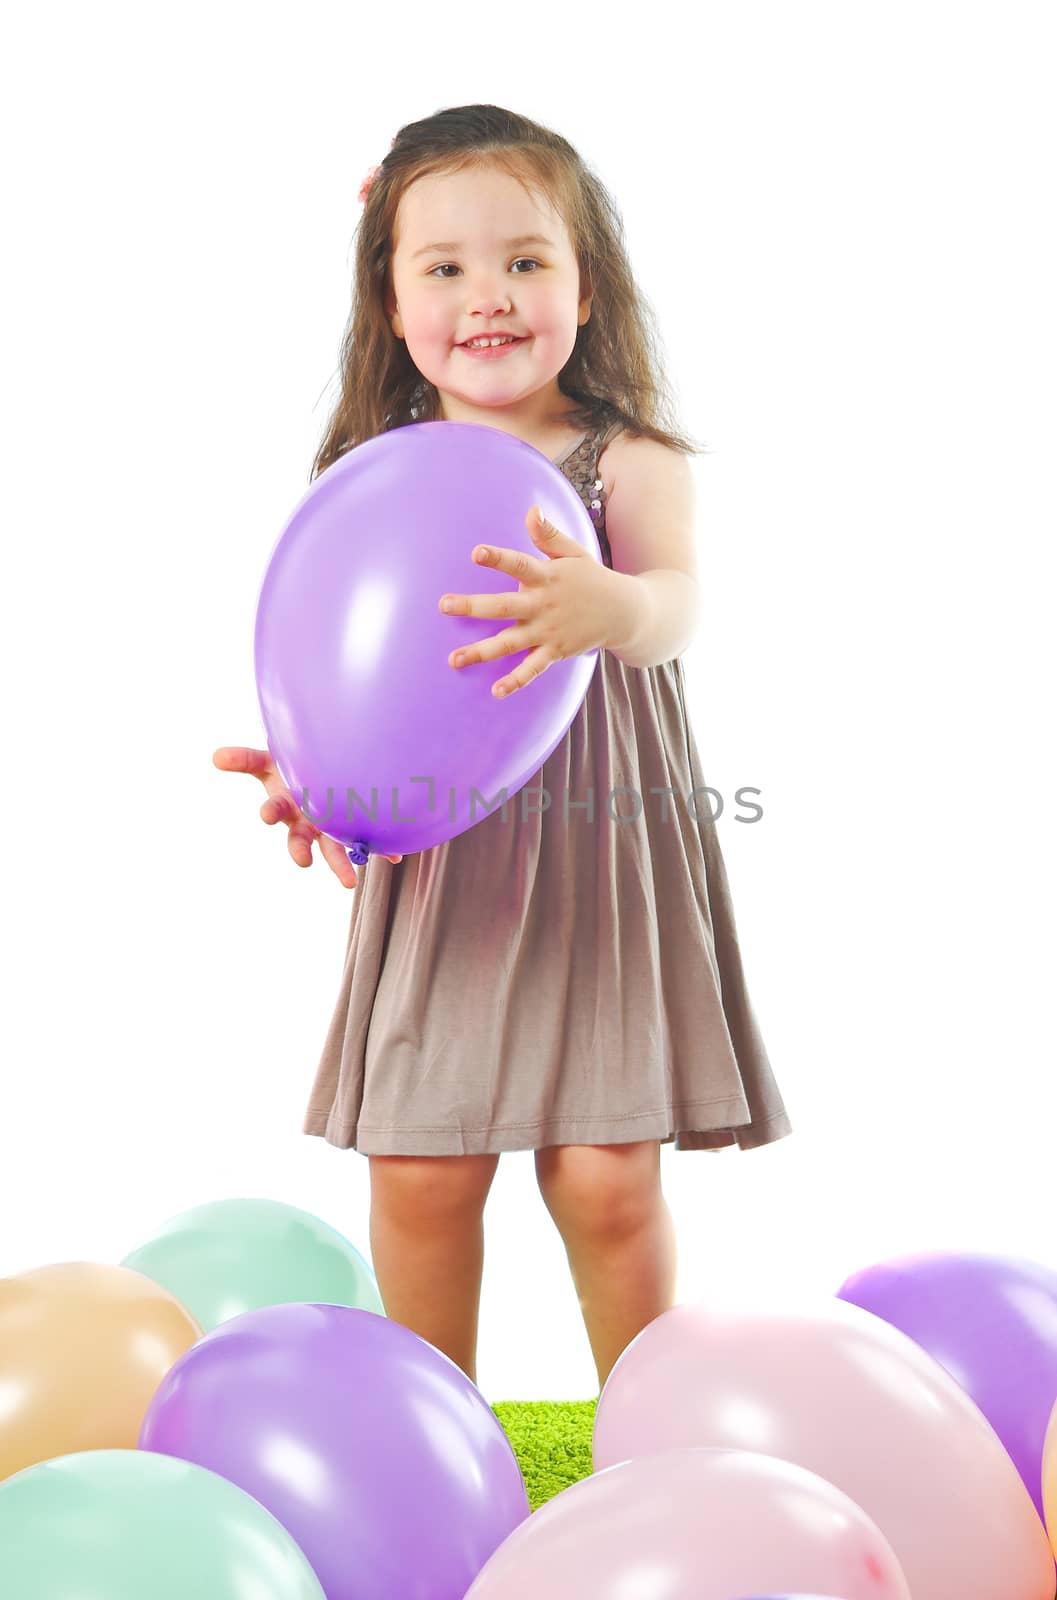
120,1196,384,1332
0,1449,326,1599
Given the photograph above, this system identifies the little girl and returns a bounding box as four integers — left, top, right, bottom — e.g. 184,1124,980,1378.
214,103,792,1396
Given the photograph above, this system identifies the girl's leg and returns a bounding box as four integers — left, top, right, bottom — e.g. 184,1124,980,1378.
535,1140,678,1392
367,1152,500,1385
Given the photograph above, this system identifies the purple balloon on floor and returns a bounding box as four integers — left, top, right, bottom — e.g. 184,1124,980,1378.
254,420,603,860
837,1249,1057,1521
138,1302,529,1600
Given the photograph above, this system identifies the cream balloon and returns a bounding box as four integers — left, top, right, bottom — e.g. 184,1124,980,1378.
594,1296,1056,1600
0,1261,201,1481
464,1446,911,1599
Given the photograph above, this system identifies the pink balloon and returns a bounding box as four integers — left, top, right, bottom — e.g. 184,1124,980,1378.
593,1298,1057,1600
254,421,603,861
463,1446,910,1600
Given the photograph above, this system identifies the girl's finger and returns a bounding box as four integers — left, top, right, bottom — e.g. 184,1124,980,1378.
317,832,360,888
474,542,546,580
528,507,581,554
492,645,556,699
287,822,318,867
213,746,274,778
449,624,532,670
439,589,532,622
261,790,298,825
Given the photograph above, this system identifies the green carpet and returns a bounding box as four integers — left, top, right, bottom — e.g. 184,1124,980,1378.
491,1400,597,1512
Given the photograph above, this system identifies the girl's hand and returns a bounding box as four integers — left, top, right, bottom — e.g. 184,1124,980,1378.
438,506,631,700
212,746,403,888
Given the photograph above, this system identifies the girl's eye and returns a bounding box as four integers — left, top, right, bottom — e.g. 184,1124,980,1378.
428,258,540,279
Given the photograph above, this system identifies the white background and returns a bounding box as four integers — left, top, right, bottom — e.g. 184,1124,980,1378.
1,2,1053,1402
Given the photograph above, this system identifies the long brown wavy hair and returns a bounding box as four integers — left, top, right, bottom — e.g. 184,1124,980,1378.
310,103,708,484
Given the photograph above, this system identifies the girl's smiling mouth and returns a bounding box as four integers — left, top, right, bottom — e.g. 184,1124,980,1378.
457,336,529,358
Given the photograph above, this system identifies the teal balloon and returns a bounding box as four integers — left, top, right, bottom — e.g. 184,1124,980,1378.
0,1448,326,1599
120,1196,384,1332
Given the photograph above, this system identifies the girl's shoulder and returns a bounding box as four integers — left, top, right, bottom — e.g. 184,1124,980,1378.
591,425,698,582
595,424,684,502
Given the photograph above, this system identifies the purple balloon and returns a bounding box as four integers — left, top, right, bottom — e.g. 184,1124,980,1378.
837,1250,1057,1521
254,421,602,861
138,1302,529,1600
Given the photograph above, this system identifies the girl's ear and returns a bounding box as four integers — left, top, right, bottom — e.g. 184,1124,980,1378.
384,293,403,340
580,263,595,315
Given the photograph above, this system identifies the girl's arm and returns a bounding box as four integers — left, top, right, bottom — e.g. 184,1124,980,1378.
605,569,701,668
601,438,702,669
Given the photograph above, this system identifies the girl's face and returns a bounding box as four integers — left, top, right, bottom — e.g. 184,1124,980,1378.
386,165,592,430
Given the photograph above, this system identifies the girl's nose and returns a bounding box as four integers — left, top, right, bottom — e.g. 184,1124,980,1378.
465,288,512,316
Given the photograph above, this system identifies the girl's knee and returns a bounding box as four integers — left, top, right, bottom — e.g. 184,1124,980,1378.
535,1141,661,1237
369,1152,500,1225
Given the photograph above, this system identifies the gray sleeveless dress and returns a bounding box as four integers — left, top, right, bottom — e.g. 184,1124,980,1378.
303,421,793,1156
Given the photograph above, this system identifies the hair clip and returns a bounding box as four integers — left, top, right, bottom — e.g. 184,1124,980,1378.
358,135,398,205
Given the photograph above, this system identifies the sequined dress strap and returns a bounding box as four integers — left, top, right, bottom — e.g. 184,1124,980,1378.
561,421,617,567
